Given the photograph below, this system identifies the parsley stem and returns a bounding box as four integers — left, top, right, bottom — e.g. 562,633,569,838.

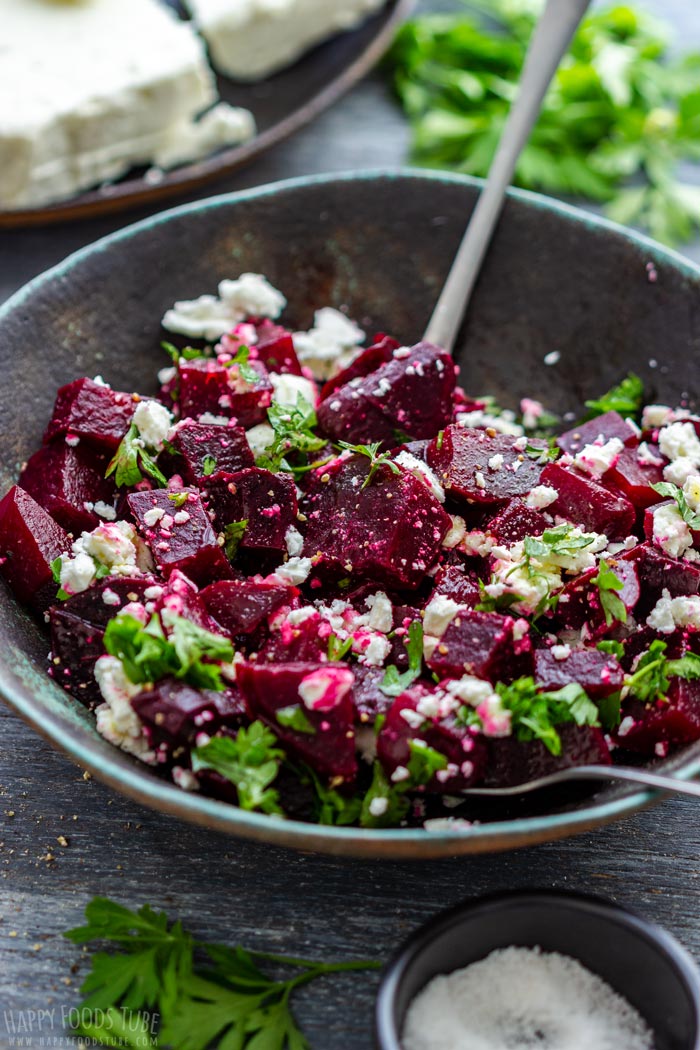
248,950,381,973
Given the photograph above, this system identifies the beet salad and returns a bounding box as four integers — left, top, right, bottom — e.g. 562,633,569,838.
3,272,700,830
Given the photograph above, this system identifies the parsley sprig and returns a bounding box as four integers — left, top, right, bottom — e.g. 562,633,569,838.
380,621,424,697
106,422,168,489
104,612,234,691
388,3,700,246
592,558,628,626
651,481,700,529
360,739,448,828
192,724,284,815
338,441,401,489
584,373,645,421
225,345,260,387
625,639,700,704
64,897,380,1050
492,677,599,756
257,396,327,475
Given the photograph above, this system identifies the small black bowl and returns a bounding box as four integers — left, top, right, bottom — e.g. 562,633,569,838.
375,890,700,1050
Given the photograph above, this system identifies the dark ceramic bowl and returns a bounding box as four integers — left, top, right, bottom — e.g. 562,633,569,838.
375,891,700,1050
2,170,700,858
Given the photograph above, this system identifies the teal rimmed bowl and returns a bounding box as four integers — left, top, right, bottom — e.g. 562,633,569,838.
2,169,700,858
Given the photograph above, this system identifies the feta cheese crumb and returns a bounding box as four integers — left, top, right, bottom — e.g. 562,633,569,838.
362,592,393,634
284,525,304,558
573,437,623,477
659,421,700,467
442,515,467,550
642,404,674,430
162,273,285,339
94,656,155,764
298,666,354,711
551,644,571,661
525,485,558,510
293,308,365,380
132,399,174,449
275,556,312,585
269,371,318,409
651,502,693,558
246,422,275,457
647,588,700,634
93,500,117,521
424,595,462,638
369,797,388,817
395,451,445,503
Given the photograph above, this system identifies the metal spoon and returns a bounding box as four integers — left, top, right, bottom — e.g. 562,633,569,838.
462,764,700,799
424,0,593,354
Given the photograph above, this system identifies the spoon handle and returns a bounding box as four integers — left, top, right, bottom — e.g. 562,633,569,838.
423,0,592,354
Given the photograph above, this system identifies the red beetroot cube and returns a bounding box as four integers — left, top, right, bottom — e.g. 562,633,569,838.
615,678,700,754
319,335,399,402
317,342,455,445
43,378,135,451
128,488,231,585
132,678,246,759
300,454,451,590
237,661,357,782
432,564,482,607
0,486,70,612
259,610,329,663
254,320,303,376
50,610,106,706
204,468,298,553
427,427,544,505
57,576,154,627
556,411,638,455
20,439,116,535
168,421,254,484
151,570,224,634
484,725,611,787
376,687,487,792
606,446,665,511
534,647,623,699
179,358,272,428
556,558,640,636
621,543,700,613
201,579,298,636
540,463,635,539
426,609,531,682
352,665,395,723
486,498,549,545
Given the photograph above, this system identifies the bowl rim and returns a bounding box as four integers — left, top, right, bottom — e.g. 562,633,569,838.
374,888,700,1050
3,166,700,856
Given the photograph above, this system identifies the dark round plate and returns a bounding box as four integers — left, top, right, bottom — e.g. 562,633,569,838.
1,170,700,858
0,0,412,229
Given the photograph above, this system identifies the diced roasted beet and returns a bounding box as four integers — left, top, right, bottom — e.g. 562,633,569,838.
317,343,455,445
254,320,303,376
540,463,635,540
178,358,273,428
534,647,623,699
486,498,549,545
300,454,451,590
167,421,254,484
43,378,134,451
201,579,298,636
606,447,665,511
376,687,487,792
556,411,637,455
57,576,154,628
427,427,544,505
426,609,531,682
621,543,700,614
483,725,611,788
432,563,482,607
49,609,105,706
152,570,224,634
0,486,70,612
132,678,246,760
556,558,640,637
351,665,394,723
20,439,116,535
127,488,231,585
319,335,399,402
258,611,329,663
237,661,357,782
204,468,298,553
615,678,700,754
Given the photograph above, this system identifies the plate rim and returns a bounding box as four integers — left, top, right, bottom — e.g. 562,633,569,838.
2,166,700,858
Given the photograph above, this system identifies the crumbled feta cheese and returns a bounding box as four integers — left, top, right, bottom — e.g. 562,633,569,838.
573,437,623,477
162,273,285,339
551,644,571,661
525,485,558,510
286,607,317,626
474,470,486,490
298,666,354,711
684,475,700,514
58,521,145,595
275,556,312,585
442,515,467,550
102,588,121,607
172,766,200,791
488,454,504,471
284,525,304,558
637,441,664,467
293,308,365,380
359,634,391,667
475,693,512,738
651,503,693,559
362,592,393,634
455,410,524,436
152,102,255,169
60,551,97,596
618,715,635,737
246,422,275,457
461,529,494,558
269,371,318,409
394,451,446,503
93,500,117,521
94,656,155,764
663,457,698,486
642,404,674,429
424,595,462,638
144,507,166,527
659,421,700,466
199,412,230,425
132,399,173,449
218,272,286,320
391,765,410,783
647,588,700,634
445,676,494,707
368,797,388,817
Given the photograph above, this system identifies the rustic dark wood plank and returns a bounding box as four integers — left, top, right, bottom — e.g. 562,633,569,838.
3,1,700,1046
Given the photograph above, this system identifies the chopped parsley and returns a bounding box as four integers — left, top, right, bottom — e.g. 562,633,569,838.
202,454,217,477
327,634,353,662
584,373,645,421
337,441,401,489
257,395,326,474
475,578,524,614
302,765,362,826
106,422,168,489
223,519,248,561
276,704,316,736
168,491,189,508
625,639,700,704
380,621,424,697
494,677,599,756
225,345,260,387
651,481,700,529
192,724,284,815
360,739,448,829
592,558,628,626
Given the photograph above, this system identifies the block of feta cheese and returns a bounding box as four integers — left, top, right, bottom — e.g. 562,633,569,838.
0,0,255,210
185,0,387,81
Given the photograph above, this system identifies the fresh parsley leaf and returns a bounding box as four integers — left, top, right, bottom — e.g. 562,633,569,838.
223,519,248,561
495,677,599,755
162,341,206,364
327,633,353,662
51,556,63,584
626,640,700,704
226,345,260,387
406,738,448,784
584,373,645,421
64,898,379,1050
592,558,628,626
104,612,233,691
301,765,362,827
380,621,424,697
360,761,410,829
338,441,401,489
106,422,168,489
597,639,625,660
168,491,189,509
202,455,217,477
651,481,700,529
523,440,559,464
597,692,622,733
191,724,284,815
475,577,524,614
257,396,326,475
276,705,316,736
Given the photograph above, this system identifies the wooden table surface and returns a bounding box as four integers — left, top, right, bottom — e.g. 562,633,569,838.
2,2,700,1046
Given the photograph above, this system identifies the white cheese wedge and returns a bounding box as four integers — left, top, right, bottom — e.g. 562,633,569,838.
0,0,254,210
185,0,387,81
